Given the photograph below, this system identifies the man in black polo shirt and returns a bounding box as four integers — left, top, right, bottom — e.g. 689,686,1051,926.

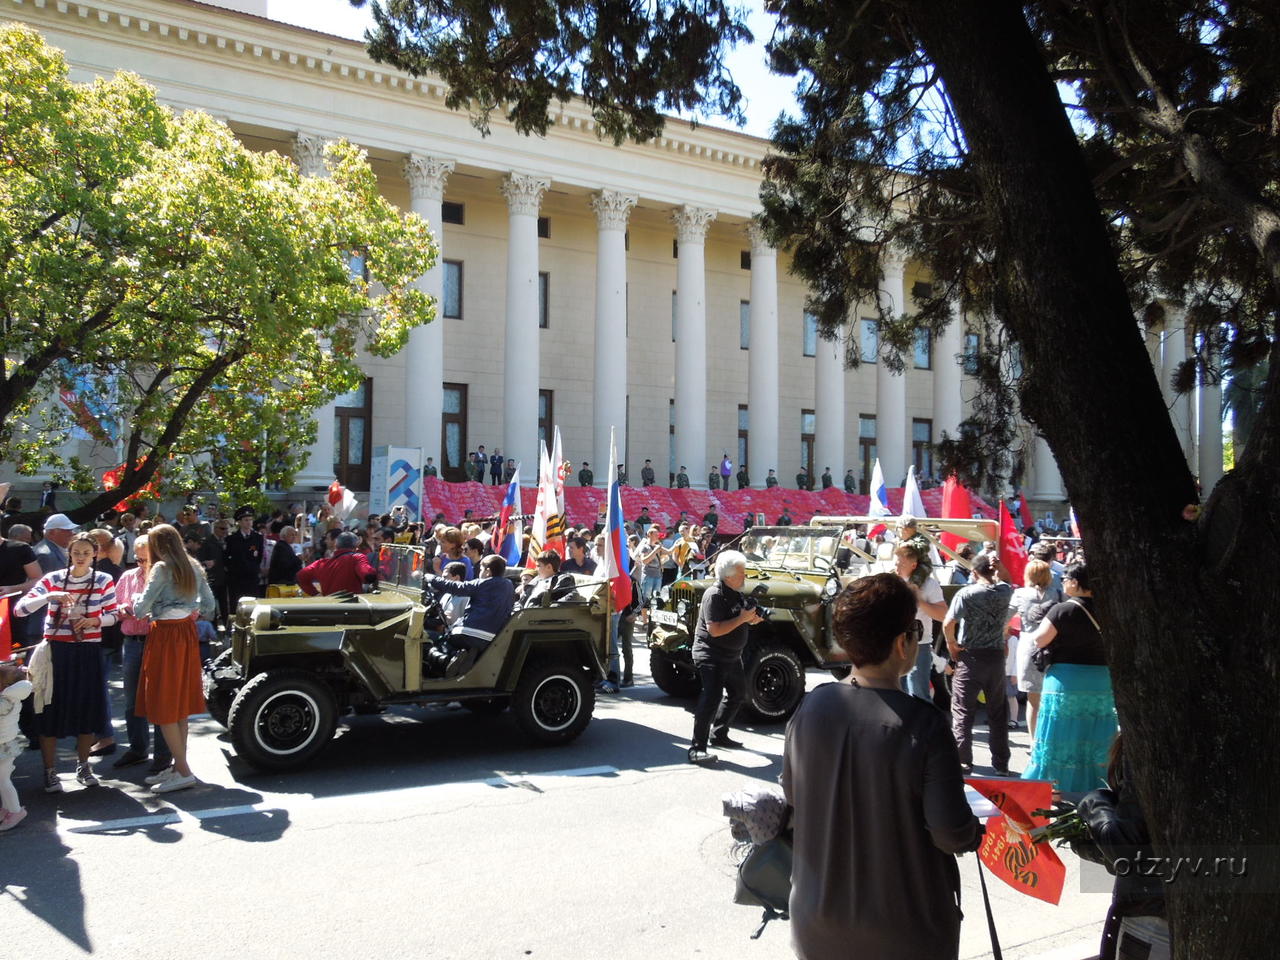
688,549,763,764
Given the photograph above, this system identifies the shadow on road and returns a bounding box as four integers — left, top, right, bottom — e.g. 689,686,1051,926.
0,820,92,952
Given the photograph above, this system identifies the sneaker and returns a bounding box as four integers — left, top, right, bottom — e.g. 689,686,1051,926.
43,769,62,794
710,734,744,749
145,766,176,786
113,749,149,769
0,808,27,832
152,772,198,794
687,746,717,765
76,763,100,788
597,681,620,694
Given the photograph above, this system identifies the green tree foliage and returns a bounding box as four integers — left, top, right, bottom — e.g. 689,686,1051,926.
0,23,435,515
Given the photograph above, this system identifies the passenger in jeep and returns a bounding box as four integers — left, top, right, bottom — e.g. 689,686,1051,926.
422,554,515,678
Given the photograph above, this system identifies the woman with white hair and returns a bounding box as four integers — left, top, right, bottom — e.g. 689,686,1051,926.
687,549,763,764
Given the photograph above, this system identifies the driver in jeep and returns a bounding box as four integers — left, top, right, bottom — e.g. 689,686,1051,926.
422,554,515,679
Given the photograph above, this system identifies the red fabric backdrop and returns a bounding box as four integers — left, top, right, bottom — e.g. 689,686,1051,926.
421,478,993,535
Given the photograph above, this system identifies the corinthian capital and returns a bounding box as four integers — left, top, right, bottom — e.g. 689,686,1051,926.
292,132,330,177
671,205,717,244
501,172,550,216
590,190,638,232
746,219,775,257
403,155,455,202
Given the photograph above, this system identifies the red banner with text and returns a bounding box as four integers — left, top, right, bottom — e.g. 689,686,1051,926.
966,777,1066,905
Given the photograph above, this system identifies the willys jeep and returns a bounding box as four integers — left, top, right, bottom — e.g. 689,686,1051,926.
204,544,612,771
645,516,999,721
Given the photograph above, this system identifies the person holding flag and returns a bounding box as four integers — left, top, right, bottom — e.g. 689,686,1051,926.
494,465,524,566
599,428,632,694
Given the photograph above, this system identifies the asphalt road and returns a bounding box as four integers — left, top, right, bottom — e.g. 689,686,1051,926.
3,655,1109,960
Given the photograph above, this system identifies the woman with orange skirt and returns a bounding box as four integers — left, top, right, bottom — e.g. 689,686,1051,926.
132,524,218,794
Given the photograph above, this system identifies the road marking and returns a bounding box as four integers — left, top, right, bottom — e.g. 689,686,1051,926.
63,765,621,835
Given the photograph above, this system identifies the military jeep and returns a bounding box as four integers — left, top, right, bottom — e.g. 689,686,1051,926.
645,516,999,721
204,544,611,771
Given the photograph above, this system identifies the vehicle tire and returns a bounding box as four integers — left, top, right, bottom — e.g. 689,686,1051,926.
649,649,701,699
204,649,238,729
743,643,806,722
512,659,593,745
228,670,338,771
461,697,509,716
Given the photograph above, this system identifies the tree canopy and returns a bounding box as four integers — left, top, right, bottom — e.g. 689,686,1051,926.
1,23,436,515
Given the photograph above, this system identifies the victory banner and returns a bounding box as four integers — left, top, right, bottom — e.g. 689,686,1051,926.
369,446,423,519
966,778,1066,904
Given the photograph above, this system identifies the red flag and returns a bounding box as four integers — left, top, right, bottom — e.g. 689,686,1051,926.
998,500,1029,586
0,597,12,661
939,475,972,552
966,778,1066,904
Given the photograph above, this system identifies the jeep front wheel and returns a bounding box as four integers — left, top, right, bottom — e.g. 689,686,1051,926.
744,643,805,722
228,670,338,771
512,660,593,744
649,649,701,698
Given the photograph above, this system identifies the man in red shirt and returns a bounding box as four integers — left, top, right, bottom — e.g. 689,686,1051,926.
296,532,378,596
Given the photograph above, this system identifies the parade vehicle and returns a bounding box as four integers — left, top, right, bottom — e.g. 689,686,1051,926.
645,516,999,720
204,544,612,771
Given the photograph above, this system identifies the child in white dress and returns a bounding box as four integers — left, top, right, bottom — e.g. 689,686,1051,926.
0,661,34,830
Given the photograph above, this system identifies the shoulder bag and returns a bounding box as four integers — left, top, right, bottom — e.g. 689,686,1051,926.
1032,598,1101,671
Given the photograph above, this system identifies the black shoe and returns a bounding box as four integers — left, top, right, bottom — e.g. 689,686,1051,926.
113,749,148,769
992,766,1016,777
444,649,478,679
687,746,717,765
710,734,744,749
148,757,171,774
959,763,973,775
620,674,635,688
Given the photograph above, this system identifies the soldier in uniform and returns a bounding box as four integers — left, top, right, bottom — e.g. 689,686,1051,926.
843,468,857,492
765,469,779,488
778,509,793,526
641,460,656,486
504,458,516,484
424,457,438,479
736,465,750,489
821,467,834,489
578,461,594,486
675,466,690,489
708,470,721,491
795,466,811,490
616,463,628,486
897,517,934,587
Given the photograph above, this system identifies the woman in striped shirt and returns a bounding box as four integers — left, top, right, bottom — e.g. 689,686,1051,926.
16,532,118,793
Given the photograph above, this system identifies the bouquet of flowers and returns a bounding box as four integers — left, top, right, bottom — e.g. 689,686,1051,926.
1029,800,1090,846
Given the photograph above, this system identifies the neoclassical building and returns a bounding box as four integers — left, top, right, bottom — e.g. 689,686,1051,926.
8,0,1223,510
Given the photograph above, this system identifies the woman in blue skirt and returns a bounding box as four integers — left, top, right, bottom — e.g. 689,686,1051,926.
1021,561,1118,794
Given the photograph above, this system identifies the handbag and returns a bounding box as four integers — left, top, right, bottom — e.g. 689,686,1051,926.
734,828,792,939
1031,598,1101,672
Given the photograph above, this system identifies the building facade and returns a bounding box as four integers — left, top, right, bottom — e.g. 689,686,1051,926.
11,0,1221,512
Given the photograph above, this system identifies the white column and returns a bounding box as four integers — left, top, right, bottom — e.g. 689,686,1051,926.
747,222,779,488
402,155,454,471
1161,316,1194,464
1032,434,1065,501
590,190,637,485
672,205,717,488
933,301,964,443
293,132,340,488
875,249,909,487
1197,336,1224,493
501,172,550,478
814,326,845,486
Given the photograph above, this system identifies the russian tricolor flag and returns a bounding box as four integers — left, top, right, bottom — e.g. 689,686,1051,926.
601,428,632,610
495,465,523,566
869,457,892,536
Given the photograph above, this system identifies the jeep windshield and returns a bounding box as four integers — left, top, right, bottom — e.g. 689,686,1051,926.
738,526,842,571
375,543,428,591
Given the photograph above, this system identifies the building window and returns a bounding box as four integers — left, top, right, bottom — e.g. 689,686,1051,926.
740,250,751,270
860,318,879,364
672,238,679,259
801,409,815,480
740,301,750,350
539,271,550,329
671,290,677,342
668,398,676,484
738,404,749,473
912,281,932,300
441,383,468,482
442,260,463,319
441,201,465,225
912,418,933,479
537,216,550,238
333,377,373,491
803,312,818,357
963,331,980,375
859,414,877,494
913,328,932,369
538,390,553,447
347,248,368,282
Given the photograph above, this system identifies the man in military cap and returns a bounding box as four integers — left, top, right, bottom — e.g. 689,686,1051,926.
675,466,690,489
795,466,811,490
641,460,656,487
821,467,834,489
843,468,857,493
708,469,721,491
579,461,594,487
225,506,265,602
765,469,779,488
736,465,750,490
897,516,935,588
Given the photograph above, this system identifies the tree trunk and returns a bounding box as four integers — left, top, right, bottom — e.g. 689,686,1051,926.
903,1,1279,955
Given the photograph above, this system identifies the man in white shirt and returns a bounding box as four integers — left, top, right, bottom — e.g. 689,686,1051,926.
893,544,947,702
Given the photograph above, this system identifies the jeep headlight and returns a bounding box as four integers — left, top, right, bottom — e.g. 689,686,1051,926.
676,599,689,618
823,576,841,600
251,604,274,632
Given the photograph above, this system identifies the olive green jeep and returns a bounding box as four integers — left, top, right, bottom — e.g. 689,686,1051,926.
204,544,612,771
645,516,998,720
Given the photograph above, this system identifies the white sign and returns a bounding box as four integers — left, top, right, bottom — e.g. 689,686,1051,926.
369,446,423,519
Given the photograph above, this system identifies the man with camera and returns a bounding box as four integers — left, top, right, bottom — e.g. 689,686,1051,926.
688,549,764,764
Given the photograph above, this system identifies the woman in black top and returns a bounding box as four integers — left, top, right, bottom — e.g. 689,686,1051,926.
783,574,981,960
1021,561,1118,793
